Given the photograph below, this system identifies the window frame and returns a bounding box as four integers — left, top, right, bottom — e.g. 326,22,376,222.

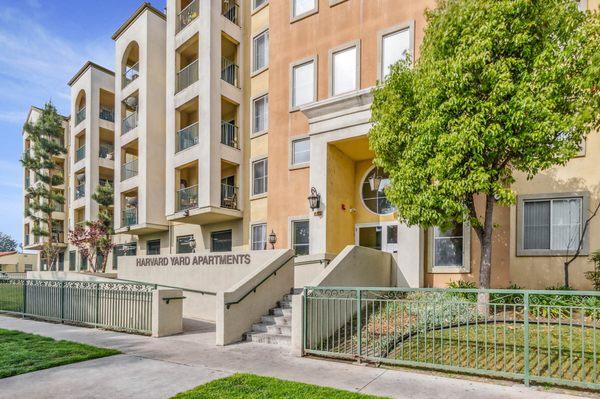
251,28,269,76
252,0,269,14
290,0,319,23
290,136,310,169
251,93,269,137
427,222,471,274
328,41,361,97
176,235,195,254
211,230,233,252
290,217,310,256
251,157,269,198
517,192,589,257
250,223,268,250
290,56,318,112
146,239,161,255
377,21,415,81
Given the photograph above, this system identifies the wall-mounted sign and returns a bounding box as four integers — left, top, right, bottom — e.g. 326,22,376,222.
136,254,252,267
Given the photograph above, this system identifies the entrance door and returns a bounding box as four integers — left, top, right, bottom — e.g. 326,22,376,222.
355,222,399,254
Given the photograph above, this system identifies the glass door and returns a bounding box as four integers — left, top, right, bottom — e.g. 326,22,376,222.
356,222,398,254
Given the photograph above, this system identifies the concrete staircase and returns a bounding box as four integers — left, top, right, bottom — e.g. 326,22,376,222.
243,289,301,346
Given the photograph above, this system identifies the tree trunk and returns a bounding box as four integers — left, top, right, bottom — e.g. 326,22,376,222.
564,261,570,288
477,194,496,316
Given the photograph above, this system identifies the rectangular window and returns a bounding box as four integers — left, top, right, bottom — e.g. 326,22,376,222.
332,45,358,96
254,0,268,10
251,224,267,250
253,95,268,134
80,253,87,272
291,137,310,166
252,30,269,73
57,252,64,271
113,243,137,270
523,198,582,251
292,60,315,108
69,250,76,271
292,0,316,18
177,235,195,254
432,224,464,268
252,158,268,196
211,230,232,252
147,239,161,255
381,28,411,79
292,219,309,256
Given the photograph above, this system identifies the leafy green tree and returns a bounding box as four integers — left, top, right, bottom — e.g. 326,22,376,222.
20,103,67,270
91,182,114,273
370,0,600,289
0,233,18,252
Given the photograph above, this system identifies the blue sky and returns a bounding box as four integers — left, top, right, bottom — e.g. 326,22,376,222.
0,0,166,244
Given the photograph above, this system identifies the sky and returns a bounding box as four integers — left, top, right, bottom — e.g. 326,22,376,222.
0,0,166,245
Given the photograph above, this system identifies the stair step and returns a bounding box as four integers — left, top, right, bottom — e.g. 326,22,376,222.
270,307,292,317
261,315,290,326
266,324,292,336
244,332,291,346
278,300,292,309
251,323,268,332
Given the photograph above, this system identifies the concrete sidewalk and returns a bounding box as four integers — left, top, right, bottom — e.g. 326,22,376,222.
0,316,591,399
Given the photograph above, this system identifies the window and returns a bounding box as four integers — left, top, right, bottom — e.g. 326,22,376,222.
292,220,309,256
252,30,269,73
177,235,195,254
252,95,268,134
252,158,268,196
25,264,33,272
113,243,137,270
331,45,358,96
428,223,470,273
251,224,267,250
254,0,268,10
211,230,232,252
291,137,310,166
58,252,64,271
519,195,585,255
80,253,88,271
292,0,317,19
292,59,315,109
381,27,411,79
147,239,161,255
69,251,76,271
361,167,396,215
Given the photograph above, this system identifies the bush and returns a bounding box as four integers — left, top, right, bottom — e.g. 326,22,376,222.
585,251,600,290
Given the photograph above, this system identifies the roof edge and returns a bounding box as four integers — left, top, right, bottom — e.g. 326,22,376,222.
112,2,166,41
67,61,115,87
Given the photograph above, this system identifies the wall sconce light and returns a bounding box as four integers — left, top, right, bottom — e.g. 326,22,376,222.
189,238,197,253
268,230,277,250
369,170,382,191
307,187,321,211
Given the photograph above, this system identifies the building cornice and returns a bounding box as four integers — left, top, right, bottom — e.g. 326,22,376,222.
68,61,115,87
300,87,374,122
112,2,166,41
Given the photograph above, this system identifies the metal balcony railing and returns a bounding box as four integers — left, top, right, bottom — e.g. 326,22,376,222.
122,207,138,227
75,145,86,162
176,122,199,152
222,1,240,26
221,57,239,87
74,184,85,200
221,121,239,149
221,184,238,209
177,0,199,33
75,107,86,126
122,62,139,88
177,185,198,212
99,107,115,122
176,60,199,92
122,112,138,135
121,159,138,181
99,143,114,159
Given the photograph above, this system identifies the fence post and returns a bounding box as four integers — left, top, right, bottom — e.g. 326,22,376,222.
356,289,362,361
523,291,530,386
22,280,27,317
303,287,307,355
95,283,100,328
60,281,65,323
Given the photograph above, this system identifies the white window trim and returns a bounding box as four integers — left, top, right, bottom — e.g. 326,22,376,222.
330,0,348,6
252,0,269,14
289,215,310,255
251,93,269,137
377,21,415,82
289,135,310,170
289,56,318,112
290,0,319,23
250,222,268,250
427,223,471,274
517,192,590,257
328,40,361,97
251,28,269,77
250,156,268,200
359,166,396,216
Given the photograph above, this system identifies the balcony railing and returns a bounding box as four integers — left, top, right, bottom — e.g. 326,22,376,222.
75,145,86,162
122,62,139,88
99,178,114,187
74,183,85,200
53,201,64,212
176,122,199,152
221,57,239,87
177,0,199,33
75,107,86,126
122,112,138,135
99,107,115,122
52,231,65,243
222,1,240,26
121,159,138,181
177,185,198,212
122,207,138,227
221,121,239,149
24,234,30,246
99,143,114,159
176,59,199,92
221,184,238,209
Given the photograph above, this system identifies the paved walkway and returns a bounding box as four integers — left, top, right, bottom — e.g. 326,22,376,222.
0,316,592,399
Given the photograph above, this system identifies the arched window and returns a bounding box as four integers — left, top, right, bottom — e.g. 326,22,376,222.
122,41,140,88
74,90,86,125
361,167,396,215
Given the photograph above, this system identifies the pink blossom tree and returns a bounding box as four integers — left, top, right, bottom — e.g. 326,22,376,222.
68,221,114,273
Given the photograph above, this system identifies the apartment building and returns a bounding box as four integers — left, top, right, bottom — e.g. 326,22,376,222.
22,0,599,290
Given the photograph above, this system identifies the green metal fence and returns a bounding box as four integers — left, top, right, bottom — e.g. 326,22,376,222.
303,287,600,390
0,279,155,335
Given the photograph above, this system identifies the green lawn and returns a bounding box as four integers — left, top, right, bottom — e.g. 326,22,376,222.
0,329,119,378
171,373,389,399
0,283,24,313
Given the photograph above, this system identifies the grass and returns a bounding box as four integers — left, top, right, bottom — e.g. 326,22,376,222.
171,373,389,399
0,283,24,313
0,328,119,378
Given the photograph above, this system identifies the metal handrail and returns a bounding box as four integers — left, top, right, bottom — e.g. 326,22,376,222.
176,122,199,152
121,159,138,181
177,0,199,33
222,1,240,25
176,59,199,92
220,121,239,149
221,57,239,87
177,184,199,211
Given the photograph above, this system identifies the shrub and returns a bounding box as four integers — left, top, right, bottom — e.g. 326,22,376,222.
585,251,600,290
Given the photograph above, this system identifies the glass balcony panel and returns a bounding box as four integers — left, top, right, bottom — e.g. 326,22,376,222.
99,143,114,159
177,185,198,211
122,207,138,227
121,112,138,135
220,121,239,149
99,107,115,122
121,159,138,181
176,122,199,152
176,60,199,92
75,107,86,126
222,1,240,25
177,0,199,33
221,57,239,87
74,184,85,200
75,145,86,162
221,184,238,209
122,62,139,88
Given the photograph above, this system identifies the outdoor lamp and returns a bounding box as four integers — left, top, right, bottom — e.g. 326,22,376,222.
189,238,197,253
268,230,277,250
369,170,382,191
307,187,321,211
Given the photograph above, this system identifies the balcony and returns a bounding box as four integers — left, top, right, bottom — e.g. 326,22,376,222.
121,159,138,181
75,107,86,126
176,60,199,93
177,185,198,211
221,58,239,87
74,184,85,200
176,122,199,152
53,201,64,213
51,230,65,243
75,145,86,162
221,121,239,149
99,143,114,160
99,107,115,122
221,184,238,209
122,207,138,227
177,0,199,33
222,1,240,26
122,62,139,88
122,112,138,135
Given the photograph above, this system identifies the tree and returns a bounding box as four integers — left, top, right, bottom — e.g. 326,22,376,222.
0,233,18,252
91,182,114,273
68,221,113,273
563,201,600,288
20,102,67,270
369,0,600,290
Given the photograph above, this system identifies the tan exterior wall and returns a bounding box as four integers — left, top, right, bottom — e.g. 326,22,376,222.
0,253,38,272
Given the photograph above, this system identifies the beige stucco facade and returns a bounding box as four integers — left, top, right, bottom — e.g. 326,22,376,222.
0,252,38,273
